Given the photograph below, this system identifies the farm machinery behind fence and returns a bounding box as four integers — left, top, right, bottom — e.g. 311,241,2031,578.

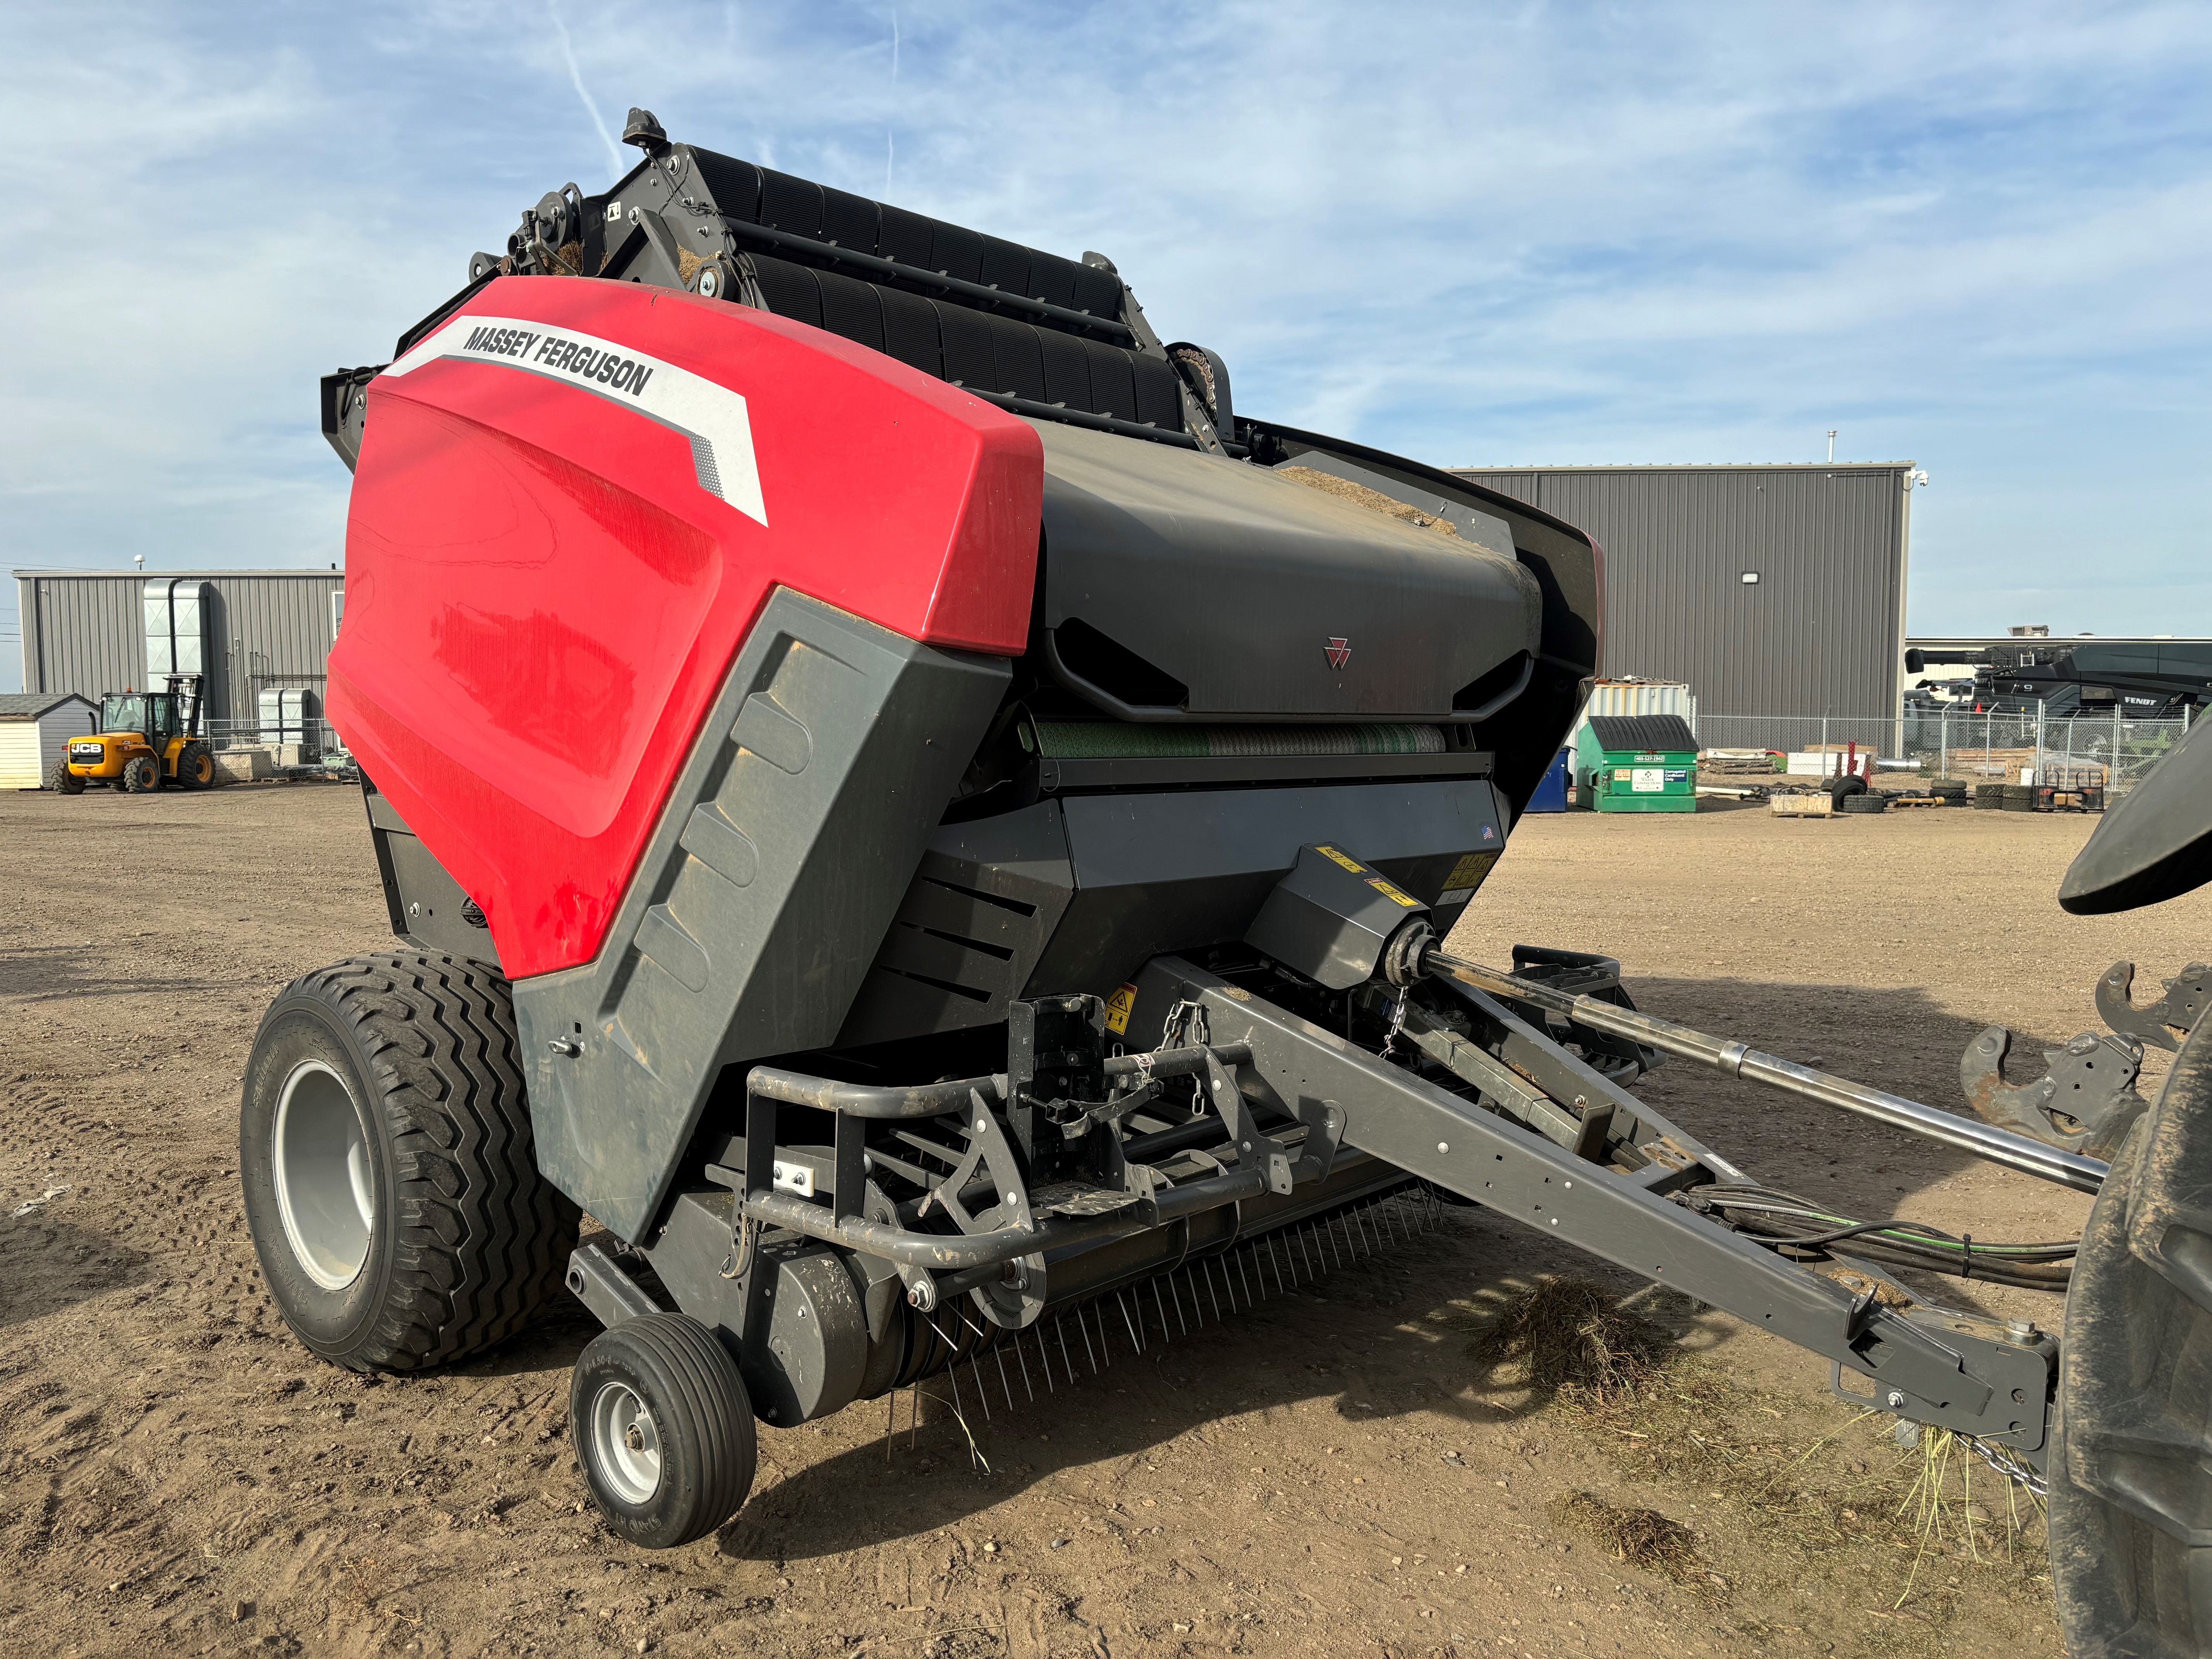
240,109,2212,1656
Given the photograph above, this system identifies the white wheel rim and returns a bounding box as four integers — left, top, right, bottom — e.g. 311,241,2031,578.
590,1380,663,1504
271,1059,374,1291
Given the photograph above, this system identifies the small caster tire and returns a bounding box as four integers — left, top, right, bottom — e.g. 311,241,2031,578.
571,1313,758,1550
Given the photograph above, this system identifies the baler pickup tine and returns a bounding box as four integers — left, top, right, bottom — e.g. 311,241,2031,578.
1117,1289,1143,1354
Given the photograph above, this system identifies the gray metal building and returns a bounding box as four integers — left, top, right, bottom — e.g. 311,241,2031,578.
1449,464,1919,718
14,568,345,732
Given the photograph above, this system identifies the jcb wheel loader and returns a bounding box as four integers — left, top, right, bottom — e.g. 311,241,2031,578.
242,108,2211,1652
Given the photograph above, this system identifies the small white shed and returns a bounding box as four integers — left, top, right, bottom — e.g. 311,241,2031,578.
0,693,99,788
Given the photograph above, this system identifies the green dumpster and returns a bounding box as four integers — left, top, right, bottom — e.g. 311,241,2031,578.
1575,714,1698,814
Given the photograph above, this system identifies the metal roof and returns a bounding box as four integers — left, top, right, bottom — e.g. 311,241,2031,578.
1911,635,2212,649
0,691,95,720
1450,463,1916,474
12,568,340,579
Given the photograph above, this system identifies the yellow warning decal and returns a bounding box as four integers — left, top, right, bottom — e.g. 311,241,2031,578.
1315,844,1367,875
1366,876,1422,908
1105,982,1139,1036
1444,850,1500,891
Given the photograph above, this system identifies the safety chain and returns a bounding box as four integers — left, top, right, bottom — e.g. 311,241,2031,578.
1379,988,1411,1060
1958,1431,2049,1498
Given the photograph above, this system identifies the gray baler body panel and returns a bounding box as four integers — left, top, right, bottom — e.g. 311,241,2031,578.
512,589,1010,1242
835,780,1503,1044
1032,421,1541,721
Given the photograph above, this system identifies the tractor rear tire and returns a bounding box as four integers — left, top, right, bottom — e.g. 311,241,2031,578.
174,740,215,790
2050,1015,2212,1655
570,1314,758,1550
44,757,84,795
121,754,162,793
239,952,580,1373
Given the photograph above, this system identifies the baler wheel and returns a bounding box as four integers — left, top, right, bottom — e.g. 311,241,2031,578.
2050,1014,2212,1655
239,953,579,1372
570,1314,757,1550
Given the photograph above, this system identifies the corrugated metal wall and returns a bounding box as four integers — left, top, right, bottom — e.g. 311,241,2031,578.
1451,466,1911,717
16,571,344,726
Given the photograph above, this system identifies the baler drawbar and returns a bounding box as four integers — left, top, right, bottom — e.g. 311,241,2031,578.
241,106,2212,1654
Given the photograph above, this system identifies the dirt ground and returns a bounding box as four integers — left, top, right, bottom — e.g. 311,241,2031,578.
4,785,2207,1659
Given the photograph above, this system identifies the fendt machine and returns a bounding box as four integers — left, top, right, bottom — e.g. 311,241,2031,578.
242,109,2212,1654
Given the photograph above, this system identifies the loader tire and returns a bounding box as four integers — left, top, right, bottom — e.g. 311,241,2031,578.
240,951,580,1373
122,754,162,793
2050,1015,2212,1656
44,757,84,794
571,1314,758,1550
174,740,215,790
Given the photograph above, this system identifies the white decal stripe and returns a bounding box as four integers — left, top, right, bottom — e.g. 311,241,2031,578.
383,314,768,527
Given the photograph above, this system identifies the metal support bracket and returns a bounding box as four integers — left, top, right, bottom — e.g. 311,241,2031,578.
1141,954,2051,1451
566,1243,662,1329
2098,960,2212,1053
1961,1026,2147,1160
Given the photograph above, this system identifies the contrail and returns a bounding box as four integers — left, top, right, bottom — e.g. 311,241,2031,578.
547,0,625,176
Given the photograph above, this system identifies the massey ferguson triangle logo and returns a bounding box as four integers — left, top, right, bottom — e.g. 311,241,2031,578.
1324,637,1352,670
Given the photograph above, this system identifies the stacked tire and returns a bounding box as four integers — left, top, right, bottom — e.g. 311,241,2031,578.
2002,783,2038,813
1839,790,1889,814
1932,780,1969,806
1974,784,2006,810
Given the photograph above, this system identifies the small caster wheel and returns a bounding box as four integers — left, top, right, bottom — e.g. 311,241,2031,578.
571,1313,757,1549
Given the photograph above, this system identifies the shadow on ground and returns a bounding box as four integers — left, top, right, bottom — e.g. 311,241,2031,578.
0,1212,153,1333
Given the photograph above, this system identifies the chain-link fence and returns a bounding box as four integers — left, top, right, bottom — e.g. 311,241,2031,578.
1697,710,2193,790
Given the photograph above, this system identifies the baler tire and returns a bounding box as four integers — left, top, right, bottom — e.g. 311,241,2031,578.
239,951,580,1373
122,754,162,793
45,757,84,794
570,1314,757,1550
2050,1015,2212,1656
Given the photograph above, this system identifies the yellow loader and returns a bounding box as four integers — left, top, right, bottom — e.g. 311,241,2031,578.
48,674,216,794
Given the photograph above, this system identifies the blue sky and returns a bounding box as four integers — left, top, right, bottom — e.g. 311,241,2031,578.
3,1,2208,687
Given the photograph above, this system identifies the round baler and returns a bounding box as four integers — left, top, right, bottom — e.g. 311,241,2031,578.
241,106,2209,1648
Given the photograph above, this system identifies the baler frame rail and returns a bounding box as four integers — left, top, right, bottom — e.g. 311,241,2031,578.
690,949,2057,1461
